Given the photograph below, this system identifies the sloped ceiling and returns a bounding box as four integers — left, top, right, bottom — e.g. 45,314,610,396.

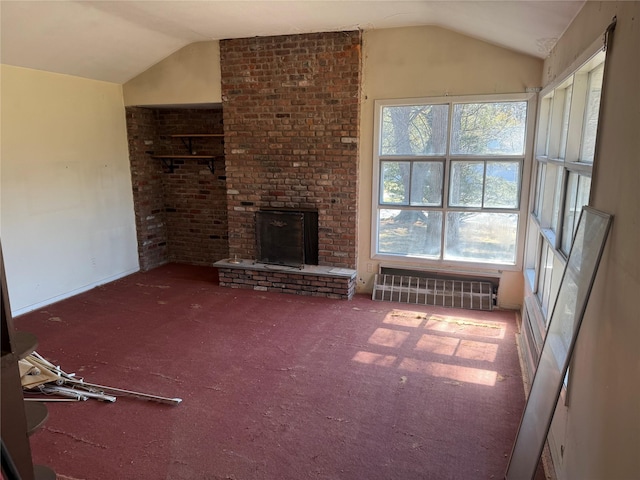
0,1,584,84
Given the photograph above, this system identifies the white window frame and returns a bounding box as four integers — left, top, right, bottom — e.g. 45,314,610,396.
523,37,608,408
371,93,536,273
528,43,606,304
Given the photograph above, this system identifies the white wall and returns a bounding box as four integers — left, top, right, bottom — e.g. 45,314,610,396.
122,41,221,106
358,26,543,308
0,65,139,315
542,2,640,479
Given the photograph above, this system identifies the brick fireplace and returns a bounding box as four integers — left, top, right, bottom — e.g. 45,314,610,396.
127,31,361,299
216,31,361,298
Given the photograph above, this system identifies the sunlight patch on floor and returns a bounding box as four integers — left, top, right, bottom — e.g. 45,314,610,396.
415,334,499,362
368,327,411,348
353,307,508,386
352,351,397,367
399,358,497,386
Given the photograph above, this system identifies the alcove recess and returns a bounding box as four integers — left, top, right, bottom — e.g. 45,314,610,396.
126,105,229,271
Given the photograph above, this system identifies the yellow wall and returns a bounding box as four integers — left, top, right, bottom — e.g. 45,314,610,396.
358,26,543,308
0,65,139,314
543,2,640,479
123,41,221,106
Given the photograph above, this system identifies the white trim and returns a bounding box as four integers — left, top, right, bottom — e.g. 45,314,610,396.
371,93,536,272
12,267,140,317
375,92,534,109
541,36,605,96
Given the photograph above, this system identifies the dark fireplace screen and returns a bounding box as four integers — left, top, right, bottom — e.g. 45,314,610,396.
256,211,305,268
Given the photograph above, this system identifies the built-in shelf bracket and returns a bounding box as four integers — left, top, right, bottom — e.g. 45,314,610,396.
160,157,176,174
149,133,223,174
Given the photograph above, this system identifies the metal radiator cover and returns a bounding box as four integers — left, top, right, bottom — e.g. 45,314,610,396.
372,273,494,311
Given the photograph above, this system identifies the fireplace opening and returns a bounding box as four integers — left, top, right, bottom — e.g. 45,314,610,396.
256,209,318,268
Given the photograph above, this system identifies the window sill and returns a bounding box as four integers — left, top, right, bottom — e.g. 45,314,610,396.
371,253,520,275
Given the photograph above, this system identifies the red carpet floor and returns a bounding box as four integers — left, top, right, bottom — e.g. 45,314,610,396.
14,263,538,480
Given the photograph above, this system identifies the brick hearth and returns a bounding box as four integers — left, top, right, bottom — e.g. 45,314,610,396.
215,259,357,300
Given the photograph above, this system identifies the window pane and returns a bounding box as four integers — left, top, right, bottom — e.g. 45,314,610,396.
543,95,554,157
580,62,604,163
561,173,579,254
536,242,554,317
551,165,563,233
484,161,520,209
444,212,518,264
410,162,443,206
559,85,573,159
381,161,409,204
451,102,527,155
378,209,442,257
534,162,546,219
561,173,591,254
449,161,484,207
380,105,449,156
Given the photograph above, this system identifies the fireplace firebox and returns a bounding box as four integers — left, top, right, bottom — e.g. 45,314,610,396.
255,209,318,268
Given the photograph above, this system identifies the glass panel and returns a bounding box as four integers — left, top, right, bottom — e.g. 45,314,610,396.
444,212,518,264
561,173,590,254
410,162,443,206
580,63,604,164
562,173,579,254
551,165,563,233
378,209,443,257
543,95,554,157
380,161,409,204
449,161,484,207
537,242,554,317
559,85,573,159
380,105,449,156
484,161,520,209
534,162,546,219
451,101,527,155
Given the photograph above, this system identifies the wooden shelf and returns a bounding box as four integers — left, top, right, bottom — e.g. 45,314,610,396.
170,134,223,138
151,132,224,174
150,155,217,159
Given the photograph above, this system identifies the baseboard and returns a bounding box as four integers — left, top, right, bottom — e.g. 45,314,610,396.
12,267,140,317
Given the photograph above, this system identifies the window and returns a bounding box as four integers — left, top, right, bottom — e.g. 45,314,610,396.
525,45,607,356
374,95,533,268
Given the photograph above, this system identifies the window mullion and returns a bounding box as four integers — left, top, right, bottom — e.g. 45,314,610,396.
481,160,488,208
440,102,454,261
409,160,418,206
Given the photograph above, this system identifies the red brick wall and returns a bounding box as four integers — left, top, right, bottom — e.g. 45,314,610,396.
220,31,361,269
126,107,229,269
127,107,168,270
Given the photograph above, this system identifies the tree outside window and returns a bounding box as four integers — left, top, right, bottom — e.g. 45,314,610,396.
376,98,528,266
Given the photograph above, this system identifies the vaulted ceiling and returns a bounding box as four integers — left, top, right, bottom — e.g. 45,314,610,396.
0,1,584,84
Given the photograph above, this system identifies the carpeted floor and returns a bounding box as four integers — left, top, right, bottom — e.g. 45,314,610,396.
14,263,539,479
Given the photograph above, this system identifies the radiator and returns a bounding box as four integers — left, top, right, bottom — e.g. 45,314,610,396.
372,272,495,311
